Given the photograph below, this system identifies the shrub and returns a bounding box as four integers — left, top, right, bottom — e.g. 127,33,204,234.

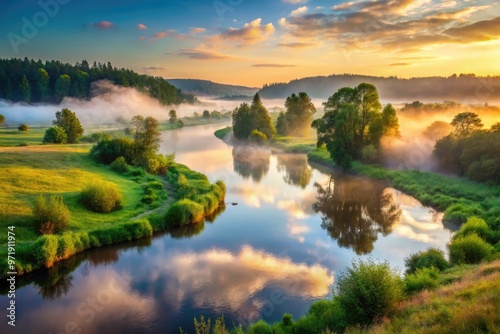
145,181,163,190
248,129,267,144
448,233,494,265
141,194,157,205
336,259,403,326
43,126,67,144
90,137,135,164
34,235,59,267
18,123,29,131
146,154,168,175
164,199,204,227
453,216,490,240
404,267,440,294
32,195,70,233
404,248,449,274
80,132,112,143
110,156,130,174
247,320,273,334
80,182,123,213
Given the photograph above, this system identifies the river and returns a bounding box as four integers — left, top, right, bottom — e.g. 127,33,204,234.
0,123,453,334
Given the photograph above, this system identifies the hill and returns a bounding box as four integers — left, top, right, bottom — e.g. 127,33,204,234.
0,58,196,105
258,74,500,103
166,79,258,97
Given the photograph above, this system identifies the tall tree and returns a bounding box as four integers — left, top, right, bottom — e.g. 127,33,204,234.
53,108,84,143
312,83,398,168
55,74,71,103
131,115,161,167
19,75,31,103
36,68,50,102
232,103,253,140
169,109,178,123
451,112,483,137
250,93,275,140
280,92,316,136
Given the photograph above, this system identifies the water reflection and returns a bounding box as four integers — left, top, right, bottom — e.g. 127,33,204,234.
313,176,402,255
232,145,271,182
276,154,313,189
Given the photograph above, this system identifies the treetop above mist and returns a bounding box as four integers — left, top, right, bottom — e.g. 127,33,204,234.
0,57,196,105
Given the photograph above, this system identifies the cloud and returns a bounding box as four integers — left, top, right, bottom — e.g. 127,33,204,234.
283,0,308,4
209,18,275,45
278,42,314,48
291,6,308,16
137,23,147,30
252,64,296,68
279,1,497,52
171,48,239,60
152,29,176,39
190,27,206,34
91,21,115,29
390,62,411,66
143,66,165,70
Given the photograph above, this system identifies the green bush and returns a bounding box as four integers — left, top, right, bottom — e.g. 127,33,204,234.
164,199,204,227
43,126,67,144
453,216,490,240
18,123,29,131
247,320,273,334
141,194,157,205
146,154,168,175
145,181,163,190
404,267,440,294
110,156,130,174
90,137,135,164
34,235,59,267
448,233,494,265
80,182,123,213
248,129,268,144
404,248,449,274
81,132,112,143
336,259,403,326
32,195,70,233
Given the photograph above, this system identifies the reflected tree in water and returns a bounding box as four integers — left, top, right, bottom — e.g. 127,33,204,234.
276,154,313,189
232,145,270,182
313,176,401,255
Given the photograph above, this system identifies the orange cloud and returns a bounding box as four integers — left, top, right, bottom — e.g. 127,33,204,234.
91,21,114,29
190,27,206,34
137,23,147,30
209,18,275,46
171,48,239,60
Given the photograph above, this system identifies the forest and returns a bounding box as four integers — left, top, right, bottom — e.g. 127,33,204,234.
0,58,196,105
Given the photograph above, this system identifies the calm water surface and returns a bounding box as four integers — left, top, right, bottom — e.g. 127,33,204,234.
0,124,453,334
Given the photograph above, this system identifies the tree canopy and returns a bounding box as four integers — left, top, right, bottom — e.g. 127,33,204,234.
0,57,196,105
277,92,316,137
312,83,399,168
232,93,275,141
53,108,84,143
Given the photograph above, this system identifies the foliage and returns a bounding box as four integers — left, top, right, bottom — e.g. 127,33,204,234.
52,108,84,143
247,321,273,334
0,57,195,105
43,126,68,144
453,216,491,241
0,114,4,126
131,115,162,167
448,233,494,265
169,109,177,123
80,182,123,213
90,137,135,164
404,248,449,274
110,156,130,174
232,93,275,141
278,92,316,136
164,199,204,227
248,129,267,144
312,83,399,168
32,195,70,234
434,118,500,183
336,258,403,326
18,123,29,131
80,131,112,143
404,267,440,294
214,126,232,140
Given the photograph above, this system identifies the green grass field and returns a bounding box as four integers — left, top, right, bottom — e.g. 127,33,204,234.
0,127,46,146
0,144,148,244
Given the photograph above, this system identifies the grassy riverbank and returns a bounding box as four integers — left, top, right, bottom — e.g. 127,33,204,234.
0,141,225,278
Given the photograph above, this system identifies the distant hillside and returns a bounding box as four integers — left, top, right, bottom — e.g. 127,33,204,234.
0,58,196,105
167,79,258,97
258,74,500,103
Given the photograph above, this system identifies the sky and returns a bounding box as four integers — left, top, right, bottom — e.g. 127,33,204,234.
1,0,500,87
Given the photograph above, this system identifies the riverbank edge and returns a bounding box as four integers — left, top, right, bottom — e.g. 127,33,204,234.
0,161,226,280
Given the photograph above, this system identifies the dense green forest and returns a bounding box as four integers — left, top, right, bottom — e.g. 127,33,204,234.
0,58,196,105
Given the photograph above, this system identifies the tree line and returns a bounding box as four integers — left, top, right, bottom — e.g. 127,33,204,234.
0,57,196,105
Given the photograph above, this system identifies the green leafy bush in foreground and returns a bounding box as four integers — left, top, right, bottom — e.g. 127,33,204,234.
404,248,449,274
448,233,494,265
80,182,123,213
336,259,404,326
404,266,440,294
32,195,70,234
